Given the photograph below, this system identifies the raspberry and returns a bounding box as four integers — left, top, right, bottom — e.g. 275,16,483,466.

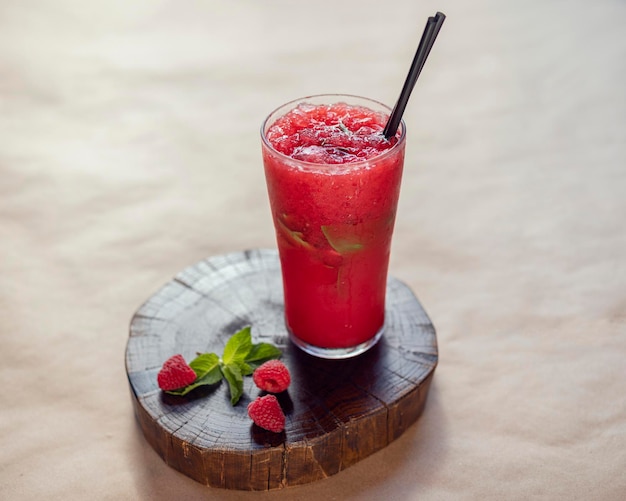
252,360,291,393
157,354,197,391
247,395,285,433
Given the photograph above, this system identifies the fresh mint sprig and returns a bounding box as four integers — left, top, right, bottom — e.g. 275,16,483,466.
164,326,282,405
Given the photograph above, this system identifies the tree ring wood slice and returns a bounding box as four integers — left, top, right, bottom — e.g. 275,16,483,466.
126,249,438,490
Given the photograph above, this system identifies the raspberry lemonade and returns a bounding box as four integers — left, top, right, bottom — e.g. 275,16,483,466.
261,95,406,358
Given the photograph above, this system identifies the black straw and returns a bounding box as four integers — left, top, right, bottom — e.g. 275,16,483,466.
383,12,446,139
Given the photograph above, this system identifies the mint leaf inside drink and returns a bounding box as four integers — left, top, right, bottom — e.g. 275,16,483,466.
276,216,313,249
321,224,364,254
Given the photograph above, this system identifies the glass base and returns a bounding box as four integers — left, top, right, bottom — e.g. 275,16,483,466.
288,324,384,359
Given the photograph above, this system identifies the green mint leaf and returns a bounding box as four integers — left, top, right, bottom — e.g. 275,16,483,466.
194,365,223,386
222,326,253,365
245,342,282,370
321,224,364,254
160,327,283,400
237,361,253,376
188,352,220,379
221,362,244,405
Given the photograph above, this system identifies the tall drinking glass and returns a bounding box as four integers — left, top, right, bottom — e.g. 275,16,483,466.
261,94,406,359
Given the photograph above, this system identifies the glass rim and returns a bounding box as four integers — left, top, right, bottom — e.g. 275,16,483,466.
260,93,406,170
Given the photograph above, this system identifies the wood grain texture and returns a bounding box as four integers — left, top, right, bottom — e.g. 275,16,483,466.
126,249,437,490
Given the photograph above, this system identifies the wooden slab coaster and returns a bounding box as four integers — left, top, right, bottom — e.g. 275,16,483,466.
126,249,438,490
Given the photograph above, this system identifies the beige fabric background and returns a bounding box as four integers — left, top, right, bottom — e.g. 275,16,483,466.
1,0,625,499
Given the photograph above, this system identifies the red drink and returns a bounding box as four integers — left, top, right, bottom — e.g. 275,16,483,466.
261,95,405,358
